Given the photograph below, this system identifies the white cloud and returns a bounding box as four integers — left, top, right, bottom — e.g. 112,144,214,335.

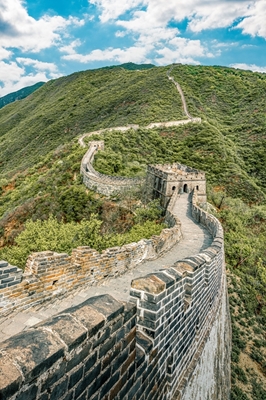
91,0,265,38
155,37,212,65
0,60,50,96
0,47,12,60
0,57,63,96
115,31,127,38
85,0,264,68
59,40,82,55
90,0,143,22
0,0,84,52
230,63,266,73
63,45,150,64
16,58,58,73
236,1,266,39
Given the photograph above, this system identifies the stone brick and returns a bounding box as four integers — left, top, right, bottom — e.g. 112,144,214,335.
100,370,120,397
68,365,84,390
0,260,8,268
50,377,68,400
99,334,116,358
1,328,65,384
38,314,87,351
64,303,105,338
0,353,22,399
84,352,98,374
16,384,38,400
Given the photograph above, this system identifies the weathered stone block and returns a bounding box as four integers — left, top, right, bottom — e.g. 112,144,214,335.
0,261,8,268
132,274,165,294
1,329,65,384
37,314,87,351
0,353,22,399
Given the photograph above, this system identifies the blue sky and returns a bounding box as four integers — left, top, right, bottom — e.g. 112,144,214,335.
0,0,265,96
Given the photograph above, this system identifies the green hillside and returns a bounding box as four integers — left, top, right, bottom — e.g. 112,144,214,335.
0,64,265,399
0,66,183,178
0,82,45,109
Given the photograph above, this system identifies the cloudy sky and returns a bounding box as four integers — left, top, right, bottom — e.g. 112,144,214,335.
0,0,265,96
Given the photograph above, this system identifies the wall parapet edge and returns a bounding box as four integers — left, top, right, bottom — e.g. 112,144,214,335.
129,189,230,399
0,191,230,400
0,194,181,318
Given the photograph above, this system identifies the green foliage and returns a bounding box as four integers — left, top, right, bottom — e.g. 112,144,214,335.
231,365,248,384
230,386,250,400
0,63,266,397
0,215,165,269
0,82,45,109
0,66,184,178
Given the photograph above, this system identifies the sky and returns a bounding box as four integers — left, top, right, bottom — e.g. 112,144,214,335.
0,0,266,96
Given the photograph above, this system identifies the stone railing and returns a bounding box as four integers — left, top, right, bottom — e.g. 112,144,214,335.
129,189,230,398
0,190,230,400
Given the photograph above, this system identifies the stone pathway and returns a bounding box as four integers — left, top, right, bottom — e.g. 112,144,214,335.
0,194,211,342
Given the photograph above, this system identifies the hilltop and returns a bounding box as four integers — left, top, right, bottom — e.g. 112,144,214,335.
0,82,45,110
0,64,265,399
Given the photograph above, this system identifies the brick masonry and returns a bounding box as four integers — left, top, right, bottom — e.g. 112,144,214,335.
0,194,181,318
0,190,230,400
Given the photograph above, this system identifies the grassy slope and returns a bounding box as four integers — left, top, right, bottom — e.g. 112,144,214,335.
0,64,265,399
0,82,45,110
0,66,184,178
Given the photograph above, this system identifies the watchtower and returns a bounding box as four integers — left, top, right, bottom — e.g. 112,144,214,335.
146,163,207,207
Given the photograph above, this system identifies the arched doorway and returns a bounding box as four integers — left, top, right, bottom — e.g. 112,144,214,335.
183,184,188,193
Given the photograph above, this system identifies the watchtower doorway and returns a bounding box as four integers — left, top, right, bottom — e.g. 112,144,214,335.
183,184,188,193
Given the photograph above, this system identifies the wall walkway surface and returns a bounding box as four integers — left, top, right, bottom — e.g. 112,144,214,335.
0,191,231,400
0,66,230,400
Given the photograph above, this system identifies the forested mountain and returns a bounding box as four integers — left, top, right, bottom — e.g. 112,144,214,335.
0,82,45,110
0,64,265,399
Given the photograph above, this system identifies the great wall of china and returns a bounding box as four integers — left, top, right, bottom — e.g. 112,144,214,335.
0,66,231,400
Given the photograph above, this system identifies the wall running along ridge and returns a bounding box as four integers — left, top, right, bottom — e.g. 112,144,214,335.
80,141,143,196
79,64,201,197
0,66,230,399
0,190,230,400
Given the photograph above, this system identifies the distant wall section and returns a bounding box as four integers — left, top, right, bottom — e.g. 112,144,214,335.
80,140,143,196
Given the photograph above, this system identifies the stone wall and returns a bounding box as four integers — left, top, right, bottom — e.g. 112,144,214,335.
0,294,138,400
128,190,230,399
0,190,230,400
0,204,181,318
81,141,143,196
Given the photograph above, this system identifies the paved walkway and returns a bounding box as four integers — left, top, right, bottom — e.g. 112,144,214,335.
0,194,211,341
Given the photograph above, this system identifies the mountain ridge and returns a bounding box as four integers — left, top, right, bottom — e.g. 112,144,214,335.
0,63,265,399
0,82,45,110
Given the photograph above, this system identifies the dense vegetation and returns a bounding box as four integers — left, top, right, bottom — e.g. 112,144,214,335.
0,63,265,398
0,82,45,109
0,65,184,178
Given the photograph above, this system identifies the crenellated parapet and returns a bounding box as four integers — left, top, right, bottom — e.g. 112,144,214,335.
0,190,230,400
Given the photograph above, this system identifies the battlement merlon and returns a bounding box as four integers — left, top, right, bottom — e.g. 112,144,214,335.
146,163,207,207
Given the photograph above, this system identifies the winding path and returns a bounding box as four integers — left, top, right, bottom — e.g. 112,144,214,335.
78,65,201,148
0,194,211,341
